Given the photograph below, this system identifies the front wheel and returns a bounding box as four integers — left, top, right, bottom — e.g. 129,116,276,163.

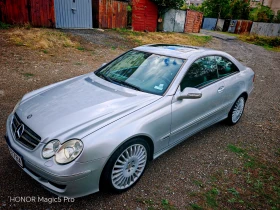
100,138,150,192
226,96,246,125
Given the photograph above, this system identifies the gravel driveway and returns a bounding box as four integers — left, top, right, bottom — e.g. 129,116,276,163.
0,30,279,209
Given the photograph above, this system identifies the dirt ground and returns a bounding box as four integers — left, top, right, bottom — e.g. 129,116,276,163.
0,29,279,209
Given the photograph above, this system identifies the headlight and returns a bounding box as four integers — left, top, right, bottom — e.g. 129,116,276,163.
55,140,83,164
12,100,21,114
42,140,60,159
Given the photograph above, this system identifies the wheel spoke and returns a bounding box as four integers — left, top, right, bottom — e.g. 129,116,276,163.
113,172,123,181
112,168,123,174
114,164,124,169
117,159,125,164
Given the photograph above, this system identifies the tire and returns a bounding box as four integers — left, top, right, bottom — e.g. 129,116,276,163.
226,96,246,125
100,138,150,193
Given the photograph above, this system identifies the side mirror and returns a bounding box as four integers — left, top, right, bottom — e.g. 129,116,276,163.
177,87,202,100
101,63,107,67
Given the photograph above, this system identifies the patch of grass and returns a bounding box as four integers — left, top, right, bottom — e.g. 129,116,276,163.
22,73,34,78
188,146,280,209
161,199,177,210
0,22,11,29
193,180,204,188
8,28,79,50
76,46,85,51
42,50,48,54
227,144,245,154
205,188,219,208
189,203,203,210
239,34,280,51
111,46,117,50
115,28,212,47
74,62,83,66
228,188,239,196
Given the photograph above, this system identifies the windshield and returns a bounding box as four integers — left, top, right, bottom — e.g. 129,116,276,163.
95,50,185,95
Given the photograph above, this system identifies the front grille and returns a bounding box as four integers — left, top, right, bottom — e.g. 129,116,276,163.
11,113,41,150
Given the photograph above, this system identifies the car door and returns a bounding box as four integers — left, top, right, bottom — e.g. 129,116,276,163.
169,56,227,146
215,56,242,109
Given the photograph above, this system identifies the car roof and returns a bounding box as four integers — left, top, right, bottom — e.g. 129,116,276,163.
134,44,221,59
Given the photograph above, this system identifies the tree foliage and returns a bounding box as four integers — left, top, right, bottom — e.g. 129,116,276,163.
189,4,203,12
150,0,184,9
230,0,250,19
200,0,231,19
188,0,250,20
249,5,274,22
274,11,280,23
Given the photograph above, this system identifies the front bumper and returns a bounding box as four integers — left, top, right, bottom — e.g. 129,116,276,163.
5,114,107,198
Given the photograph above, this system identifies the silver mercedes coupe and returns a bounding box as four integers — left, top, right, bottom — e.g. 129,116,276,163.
5,44,254,198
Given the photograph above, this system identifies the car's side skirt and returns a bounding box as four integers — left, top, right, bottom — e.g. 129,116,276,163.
153,114,228,160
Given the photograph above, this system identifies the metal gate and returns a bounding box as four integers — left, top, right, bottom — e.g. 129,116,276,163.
228,20,237,33
132,0,158,32
54,0,92,28
201,18,217,30
163,9,186,33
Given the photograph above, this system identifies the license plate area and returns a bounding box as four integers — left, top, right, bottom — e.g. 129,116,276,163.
8,146,23,168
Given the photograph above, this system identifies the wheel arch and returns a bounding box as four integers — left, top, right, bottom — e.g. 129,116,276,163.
240,92,248,102
99,134,155,191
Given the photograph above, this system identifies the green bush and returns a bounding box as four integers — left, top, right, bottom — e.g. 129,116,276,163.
0,22,11,29
249,5,274,22
240,35,280,48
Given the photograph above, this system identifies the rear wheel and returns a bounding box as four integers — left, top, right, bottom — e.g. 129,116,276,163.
226,96,246,125
100,138,150,192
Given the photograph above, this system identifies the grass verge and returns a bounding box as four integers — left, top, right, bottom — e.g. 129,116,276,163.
8,27,79,49
115,28,212,47
214,31,280,51
239,34,280,51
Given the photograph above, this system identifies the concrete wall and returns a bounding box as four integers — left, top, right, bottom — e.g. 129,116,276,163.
251,22,280,36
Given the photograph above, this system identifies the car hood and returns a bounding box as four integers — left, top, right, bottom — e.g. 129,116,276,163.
16,73,161,143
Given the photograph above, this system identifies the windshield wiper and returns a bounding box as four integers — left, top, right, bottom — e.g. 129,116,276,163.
97,72,114,83
96,72,142,92
118,80,142,91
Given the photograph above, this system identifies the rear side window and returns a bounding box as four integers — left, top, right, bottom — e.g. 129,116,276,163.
215,56,239,78
180,56,218,91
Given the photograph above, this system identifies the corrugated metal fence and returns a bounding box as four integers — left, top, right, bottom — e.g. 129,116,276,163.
0,0,55,27
202,18,217,30
55,0,92,28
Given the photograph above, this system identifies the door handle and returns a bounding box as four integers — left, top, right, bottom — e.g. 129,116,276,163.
217,86,225,93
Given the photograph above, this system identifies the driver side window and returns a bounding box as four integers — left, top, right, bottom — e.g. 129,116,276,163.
180,56,218,91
